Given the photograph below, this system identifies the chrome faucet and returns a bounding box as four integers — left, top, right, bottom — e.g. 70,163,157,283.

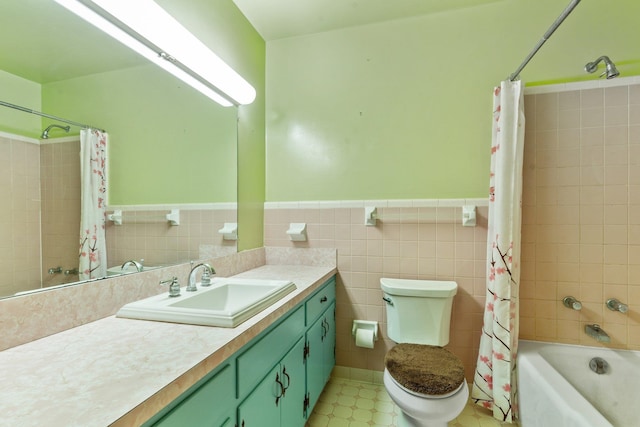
585,324,610,343
606,298,628,313
121,259,143,272
48,266,62,275
187,263,216,292
563,296,582,311
160,277,181,297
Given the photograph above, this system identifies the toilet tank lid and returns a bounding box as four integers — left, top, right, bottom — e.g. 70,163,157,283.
380,278,457,297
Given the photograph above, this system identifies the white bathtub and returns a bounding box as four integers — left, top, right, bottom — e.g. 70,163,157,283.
518,340,640,427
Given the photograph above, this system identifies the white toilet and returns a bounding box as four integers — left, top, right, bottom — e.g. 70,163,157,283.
381,277,468,427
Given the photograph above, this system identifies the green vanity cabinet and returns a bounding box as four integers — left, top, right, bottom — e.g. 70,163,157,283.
237,337,306,427
142,276,336,427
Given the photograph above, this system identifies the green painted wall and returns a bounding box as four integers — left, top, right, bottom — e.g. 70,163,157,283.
193,0,266,252
42,65,237,204
154,0,266,250
0,70,41,138
265,0,640,201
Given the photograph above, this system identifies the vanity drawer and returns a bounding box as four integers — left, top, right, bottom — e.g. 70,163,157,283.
236,305,305,397
306,279,336,325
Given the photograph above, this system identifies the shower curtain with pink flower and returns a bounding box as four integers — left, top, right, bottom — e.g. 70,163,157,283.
471,80,524,423
79,128,108,280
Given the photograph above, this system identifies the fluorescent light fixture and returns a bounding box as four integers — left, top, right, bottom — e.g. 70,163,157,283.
54,0,256,107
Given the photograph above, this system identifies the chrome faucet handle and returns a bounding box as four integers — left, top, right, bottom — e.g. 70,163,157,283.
606,298,628,313
200,265,214,286
48,266,62,275
563,296,582,311
160,277,181,297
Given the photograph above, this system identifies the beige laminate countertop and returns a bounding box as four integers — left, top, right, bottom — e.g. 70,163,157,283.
0,264,336,427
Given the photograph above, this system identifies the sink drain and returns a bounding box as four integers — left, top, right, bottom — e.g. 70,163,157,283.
589,357,609,374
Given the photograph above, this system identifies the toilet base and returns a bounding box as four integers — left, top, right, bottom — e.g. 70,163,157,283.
384,369,469,427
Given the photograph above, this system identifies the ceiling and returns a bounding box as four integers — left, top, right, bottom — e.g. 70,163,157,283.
232,0,501,41
1,0,498,84
1,0,145,84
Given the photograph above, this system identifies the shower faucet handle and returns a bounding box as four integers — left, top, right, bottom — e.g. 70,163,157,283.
606,298,628,313
562,296,582,311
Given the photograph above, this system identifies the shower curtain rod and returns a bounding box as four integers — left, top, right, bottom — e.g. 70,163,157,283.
508,0,581,82
0,99,105,132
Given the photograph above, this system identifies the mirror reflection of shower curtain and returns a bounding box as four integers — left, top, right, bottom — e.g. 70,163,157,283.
471,80,524,423
79,129,108,280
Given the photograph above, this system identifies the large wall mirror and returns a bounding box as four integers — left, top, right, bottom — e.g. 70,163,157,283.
0,0,238,299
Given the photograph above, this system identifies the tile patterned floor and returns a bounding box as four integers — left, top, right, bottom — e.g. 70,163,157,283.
306,377,506,427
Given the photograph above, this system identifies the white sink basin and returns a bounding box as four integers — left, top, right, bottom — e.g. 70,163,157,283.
116,278,296,327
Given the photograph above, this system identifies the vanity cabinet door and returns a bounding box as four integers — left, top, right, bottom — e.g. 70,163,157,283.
305,301,335,416
237,337,306,427
322,302,336,381
237,365,281,427
280,337,306,427
305,313,324,414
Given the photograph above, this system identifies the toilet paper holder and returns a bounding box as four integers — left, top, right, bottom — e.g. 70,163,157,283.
352,320,379,340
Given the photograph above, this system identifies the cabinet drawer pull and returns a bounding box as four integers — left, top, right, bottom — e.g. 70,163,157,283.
320,296,327,303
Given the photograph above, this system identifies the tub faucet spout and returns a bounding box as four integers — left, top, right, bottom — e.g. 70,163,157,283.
585,324,610,343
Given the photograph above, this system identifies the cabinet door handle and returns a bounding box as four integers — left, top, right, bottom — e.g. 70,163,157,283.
322,318,330,341
282,365,290,395
275,372,284,406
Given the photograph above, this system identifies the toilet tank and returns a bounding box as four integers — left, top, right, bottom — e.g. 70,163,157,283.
381,278,457,346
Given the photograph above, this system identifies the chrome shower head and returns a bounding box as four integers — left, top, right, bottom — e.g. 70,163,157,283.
584,55,620,79
41,124,70,139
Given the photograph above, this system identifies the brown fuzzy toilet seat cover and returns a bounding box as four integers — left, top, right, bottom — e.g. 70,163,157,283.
384,343,465,395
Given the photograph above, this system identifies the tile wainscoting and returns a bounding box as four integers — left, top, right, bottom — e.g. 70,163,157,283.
265,199,489,381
